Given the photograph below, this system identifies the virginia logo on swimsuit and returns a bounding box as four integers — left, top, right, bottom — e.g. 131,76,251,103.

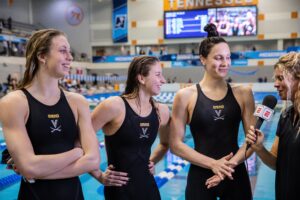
213,105,225,121
139,122,150,139
48,114,62,133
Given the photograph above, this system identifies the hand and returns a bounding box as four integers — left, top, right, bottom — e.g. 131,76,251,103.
246,125,265,151
148,161,155,175
205,175,222,189
98,165,129,186
211,153,237,180
7,158,19,174
7,158,35,183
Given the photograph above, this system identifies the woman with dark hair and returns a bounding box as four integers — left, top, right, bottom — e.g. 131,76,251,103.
91,56,170,200
170,23,255,199
0,29,100,199
246,52,300,200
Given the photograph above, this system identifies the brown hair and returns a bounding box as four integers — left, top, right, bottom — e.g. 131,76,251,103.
123,56,160,97
123,56,161,122
18,29,65,88
199,23,228,58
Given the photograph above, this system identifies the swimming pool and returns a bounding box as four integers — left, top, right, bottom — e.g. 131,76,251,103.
0,110,279,200
159,112,279,200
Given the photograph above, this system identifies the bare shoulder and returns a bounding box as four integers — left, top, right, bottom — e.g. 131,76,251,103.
91,96,125,130
231,84,253,97
0,90,27,108
173,85,197,112
64,91,88,106
0,90,28,120
231,84,254,107
175,85,197,102
102,96,124,110
231,83,252,92
93,96,124,116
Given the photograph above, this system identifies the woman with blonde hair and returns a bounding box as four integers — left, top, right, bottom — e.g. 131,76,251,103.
246,52,300,200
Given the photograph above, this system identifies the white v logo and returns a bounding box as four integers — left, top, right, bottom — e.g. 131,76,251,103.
50,119,62,133
213,110,225,121
215,110,222,117
51,120,58,128
140,127,149,139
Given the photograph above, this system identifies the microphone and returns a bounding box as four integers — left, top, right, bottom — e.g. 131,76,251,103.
246,95,277,150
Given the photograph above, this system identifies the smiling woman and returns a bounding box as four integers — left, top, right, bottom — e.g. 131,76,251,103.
18,29,73,88
91,56,171,200
0,29,100,200
169,23,256,200
246,52,300,200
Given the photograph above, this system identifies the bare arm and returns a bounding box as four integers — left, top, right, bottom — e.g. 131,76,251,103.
150,104,170,164
90,97,129,185
256,136,278,170
170,89,235,179
206,86,256,188
0,92,83,179
246,126,278,170
90,97,121,179
40,93,100,179
230,86,256,165
91,96,123,134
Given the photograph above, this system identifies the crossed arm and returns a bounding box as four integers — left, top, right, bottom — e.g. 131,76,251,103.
0,92,100,180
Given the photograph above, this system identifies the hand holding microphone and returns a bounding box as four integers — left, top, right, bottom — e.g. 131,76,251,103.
246,95,277,151
246,126,265,151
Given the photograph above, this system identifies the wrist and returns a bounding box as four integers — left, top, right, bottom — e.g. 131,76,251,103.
254,144,265,153
99,171,104,183
93,169,104,183
209,159,216,171
96,170,102,178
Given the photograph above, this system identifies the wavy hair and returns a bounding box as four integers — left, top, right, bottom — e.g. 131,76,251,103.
277,52,300,115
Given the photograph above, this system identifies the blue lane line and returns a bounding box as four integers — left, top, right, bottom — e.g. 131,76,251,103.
155,158,189,188
0,142,6,151
0,174,21,191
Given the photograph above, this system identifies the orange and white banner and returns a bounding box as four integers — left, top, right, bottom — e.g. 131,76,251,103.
164,0,258,11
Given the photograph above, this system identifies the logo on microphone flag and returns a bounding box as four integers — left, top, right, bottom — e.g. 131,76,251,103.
254,105,274,121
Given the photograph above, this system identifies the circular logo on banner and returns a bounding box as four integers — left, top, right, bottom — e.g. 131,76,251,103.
65,4,84,26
